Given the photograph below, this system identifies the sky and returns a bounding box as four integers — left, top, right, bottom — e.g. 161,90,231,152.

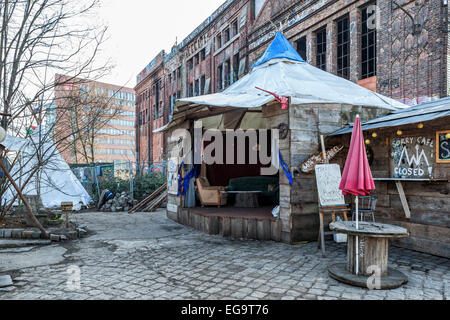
96,0,226,89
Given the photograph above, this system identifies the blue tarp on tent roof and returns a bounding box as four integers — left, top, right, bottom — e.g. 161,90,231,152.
252,32,305,68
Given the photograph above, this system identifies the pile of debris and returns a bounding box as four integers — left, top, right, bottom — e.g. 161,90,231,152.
99,191,138,212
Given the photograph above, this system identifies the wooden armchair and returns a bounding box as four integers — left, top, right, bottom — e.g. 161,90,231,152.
195,176,227,207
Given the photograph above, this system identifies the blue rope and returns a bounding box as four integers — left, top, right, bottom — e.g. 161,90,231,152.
279,151,293,186
177,161,201,196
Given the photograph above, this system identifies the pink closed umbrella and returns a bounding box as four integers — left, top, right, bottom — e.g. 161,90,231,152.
339,115,375,275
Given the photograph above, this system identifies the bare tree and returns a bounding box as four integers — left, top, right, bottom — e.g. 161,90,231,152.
0,0,114,232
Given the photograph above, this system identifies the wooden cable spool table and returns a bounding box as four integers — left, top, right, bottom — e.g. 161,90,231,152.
328,221,409,289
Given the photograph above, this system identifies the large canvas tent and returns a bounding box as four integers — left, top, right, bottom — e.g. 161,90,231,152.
176,32,407,113
1,131,91,210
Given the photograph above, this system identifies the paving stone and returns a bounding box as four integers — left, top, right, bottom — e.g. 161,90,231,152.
11,230,23,239
2,230,11,238
0,210,448,300
0,275,13,288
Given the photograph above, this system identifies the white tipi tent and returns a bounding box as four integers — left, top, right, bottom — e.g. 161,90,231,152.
1,130,91,210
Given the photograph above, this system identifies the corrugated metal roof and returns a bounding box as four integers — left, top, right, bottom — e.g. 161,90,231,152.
330,98,450,136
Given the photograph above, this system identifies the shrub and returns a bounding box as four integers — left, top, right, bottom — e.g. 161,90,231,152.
91,173,166,203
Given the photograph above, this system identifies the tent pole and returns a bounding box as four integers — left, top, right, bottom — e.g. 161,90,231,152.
0,160,48,238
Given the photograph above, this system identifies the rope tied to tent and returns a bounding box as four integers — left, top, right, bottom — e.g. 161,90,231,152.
279,151,293,186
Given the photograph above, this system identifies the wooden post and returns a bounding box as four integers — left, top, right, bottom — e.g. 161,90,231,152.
320,135,328,164
395,181,411,219
0,160,48,238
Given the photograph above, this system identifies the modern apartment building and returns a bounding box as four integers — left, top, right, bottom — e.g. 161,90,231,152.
53,74,136,167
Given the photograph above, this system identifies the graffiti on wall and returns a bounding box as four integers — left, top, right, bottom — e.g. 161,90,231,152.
391,136,434,179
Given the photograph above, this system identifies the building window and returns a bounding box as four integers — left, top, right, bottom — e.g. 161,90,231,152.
232,19,239,37
217,65,223,90
153,105,158,119
337,15,350,79
188,82,194,97
177,67,181,78
216,34,222,49
316,27,327,71
200,48,206,61
224,28,230,43
188,58,193,71
169,95,175,115
296,36,307,61
361,5,377,79
224,59,231,89
194,53,199,65
194,79,200,96
200,75,206,95
233,53,239,82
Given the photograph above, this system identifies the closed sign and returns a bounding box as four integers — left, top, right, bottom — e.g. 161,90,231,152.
391,136,434,179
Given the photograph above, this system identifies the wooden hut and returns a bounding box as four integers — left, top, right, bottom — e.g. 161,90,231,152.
329,98,450,258
164,32,406,244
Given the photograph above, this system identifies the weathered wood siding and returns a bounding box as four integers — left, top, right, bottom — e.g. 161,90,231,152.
165,121,191,223
328,117,450,258
289,104,388,243
262,103,290,242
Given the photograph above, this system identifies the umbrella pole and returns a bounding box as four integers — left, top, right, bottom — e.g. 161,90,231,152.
355,196,359,275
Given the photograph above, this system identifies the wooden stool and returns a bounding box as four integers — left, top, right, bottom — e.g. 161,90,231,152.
318,204,350,257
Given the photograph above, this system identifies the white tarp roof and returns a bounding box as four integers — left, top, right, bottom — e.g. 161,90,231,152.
177,32,407,111
1,131,91,209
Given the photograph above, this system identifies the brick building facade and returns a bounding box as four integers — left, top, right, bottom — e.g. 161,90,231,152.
135,0,449,164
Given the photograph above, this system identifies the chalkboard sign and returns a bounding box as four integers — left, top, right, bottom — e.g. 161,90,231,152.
437,130,450,163
315,164,345,207
391,136,434,178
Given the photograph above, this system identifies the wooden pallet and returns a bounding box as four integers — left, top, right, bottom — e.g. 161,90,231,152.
128,183,167,214
142,191,168,212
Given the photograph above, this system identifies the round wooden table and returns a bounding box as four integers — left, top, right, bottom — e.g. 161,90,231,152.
328,221,409,290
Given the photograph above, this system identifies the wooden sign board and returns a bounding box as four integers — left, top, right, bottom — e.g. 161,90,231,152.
391,136,434,179
436,130,450,163
315,164,345,207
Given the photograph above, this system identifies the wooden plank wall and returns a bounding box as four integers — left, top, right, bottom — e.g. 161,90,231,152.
289,104,388,243
175,209,282,241
165,121,191,223
262,103,291,243
327,118,450,258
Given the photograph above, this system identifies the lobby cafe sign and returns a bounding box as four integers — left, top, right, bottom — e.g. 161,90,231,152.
391,136,434,179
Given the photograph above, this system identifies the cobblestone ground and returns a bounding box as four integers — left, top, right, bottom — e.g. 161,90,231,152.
0,210,449,300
